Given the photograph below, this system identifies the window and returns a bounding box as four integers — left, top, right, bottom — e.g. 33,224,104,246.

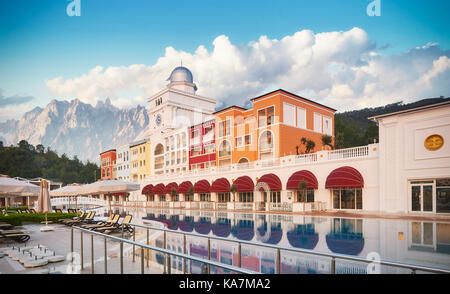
235,137,243,147
297,107,306,129
192,130,199,139
218,119,230,137
218,192,231,203
267,106,274,125
259,131,273,150
270,191,281,203
245,134,251,145
332,189,362,210
154,144,164,156
219,140,232,157
283,103,296,126
437,178,450,213
238,192,254,203
225,119,231,136
258,109,266,127
182,150,187,163
219,158,232,166
191,146,201,156
258,106,275,127
200,193,211,202
204,124,213,141
314,113,322,133
296,190,315,202
236,135,251,147
323,116,332,135
204,143,215,154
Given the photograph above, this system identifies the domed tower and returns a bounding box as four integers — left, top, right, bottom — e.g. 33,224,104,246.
167,66,198,94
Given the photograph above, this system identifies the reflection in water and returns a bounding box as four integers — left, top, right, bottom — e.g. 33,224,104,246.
326,218,364,256
107,207,450,273
231,220,254,241
287,224,319,250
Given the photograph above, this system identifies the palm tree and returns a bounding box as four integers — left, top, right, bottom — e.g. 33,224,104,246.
230,184,237,209
305,140,316,154
321,135,333,150
171,187,177,201
297,180,308,203
188,186,194,202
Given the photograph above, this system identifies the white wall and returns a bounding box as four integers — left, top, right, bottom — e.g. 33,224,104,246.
378,104,450,213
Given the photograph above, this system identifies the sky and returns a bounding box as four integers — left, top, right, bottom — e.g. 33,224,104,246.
0,0,449,121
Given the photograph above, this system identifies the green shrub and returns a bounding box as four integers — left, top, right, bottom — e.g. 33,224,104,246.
0,214,23,226
0,213,76,225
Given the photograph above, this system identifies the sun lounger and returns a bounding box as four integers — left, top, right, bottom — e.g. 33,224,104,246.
59,211,86,224
95,215,134,234
54,209,62,213
67,211,96,227
83,214,120,230
30,209,36,214
0,230,30,243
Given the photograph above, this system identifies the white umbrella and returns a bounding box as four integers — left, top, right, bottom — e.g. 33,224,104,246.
77,180,139,214
0,177,40,209
37,180,53,232
50,184,82,213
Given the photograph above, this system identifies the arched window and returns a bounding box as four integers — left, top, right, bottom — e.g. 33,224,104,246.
154,143,164,170
219,140,232,157
238,158,249,164
259,130,273,150
154,144,164,156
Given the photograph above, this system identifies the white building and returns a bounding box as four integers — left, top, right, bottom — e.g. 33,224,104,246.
116,144,130,180
370,101,450,214
145,66,216,175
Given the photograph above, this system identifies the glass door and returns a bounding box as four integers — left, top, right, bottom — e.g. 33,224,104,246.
410,181,435,213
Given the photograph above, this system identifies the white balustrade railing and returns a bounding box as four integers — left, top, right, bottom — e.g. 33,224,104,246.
327,145,369,161
50,196,108,207
270,202,293,212
143,144,377,182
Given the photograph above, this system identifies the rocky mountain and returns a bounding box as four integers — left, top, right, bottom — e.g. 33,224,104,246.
0,98,149,162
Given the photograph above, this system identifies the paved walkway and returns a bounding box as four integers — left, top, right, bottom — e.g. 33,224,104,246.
0,223,165,274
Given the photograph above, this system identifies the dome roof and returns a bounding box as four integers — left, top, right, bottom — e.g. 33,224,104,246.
167,66,194,83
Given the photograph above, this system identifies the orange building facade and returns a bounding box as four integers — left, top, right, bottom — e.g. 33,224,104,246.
100,149,116,180
214,89,336,167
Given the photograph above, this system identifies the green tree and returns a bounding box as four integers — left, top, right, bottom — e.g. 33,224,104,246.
321,135,333,150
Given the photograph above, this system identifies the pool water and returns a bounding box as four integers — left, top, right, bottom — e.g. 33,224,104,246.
101,207,450,274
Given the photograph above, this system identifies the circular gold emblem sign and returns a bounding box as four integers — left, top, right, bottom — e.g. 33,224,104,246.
424,134,444,151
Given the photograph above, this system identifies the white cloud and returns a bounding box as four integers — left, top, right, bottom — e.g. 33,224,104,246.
45,27,450,112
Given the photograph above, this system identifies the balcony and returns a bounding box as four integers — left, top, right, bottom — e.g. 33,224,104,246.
144,144,378,182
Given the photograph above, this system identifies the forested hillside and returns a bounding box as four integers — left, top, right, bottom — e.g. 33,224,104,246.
334,97,449,149
0,140,100,185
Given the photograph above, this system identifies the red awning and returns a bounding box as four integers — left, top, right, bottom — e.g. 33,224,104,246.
233,176,254,192
325,166,364,189
211,178,230,193
141,184,153,195
256,173,282,191
178,181,193,194
163,182,178,194
153,183,165,194
286,170,319,190
194,180,211,193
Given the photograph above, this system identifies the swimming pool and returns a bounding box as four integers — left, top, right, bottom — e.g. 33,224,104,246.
102,207,450,274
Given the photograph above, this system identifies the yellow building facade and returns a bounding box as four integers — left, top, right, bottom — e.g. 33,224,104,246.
130,139,151,181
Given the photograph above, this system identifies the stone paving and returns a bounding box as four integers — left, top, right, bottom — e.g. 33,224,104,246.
0,223,167,274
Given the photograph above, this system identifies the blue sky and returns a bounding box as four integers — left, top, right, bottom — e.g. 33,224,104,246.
0,0,449,121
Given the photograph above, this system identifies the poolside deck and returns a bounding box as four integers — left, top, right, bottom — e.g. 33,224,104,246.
0,223,164,274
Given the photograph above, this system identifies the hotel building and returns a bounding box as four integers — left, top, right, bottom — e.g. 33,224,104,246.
130,139,151,181
116,144,130,180
99,66,449,216
100,149,116,180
